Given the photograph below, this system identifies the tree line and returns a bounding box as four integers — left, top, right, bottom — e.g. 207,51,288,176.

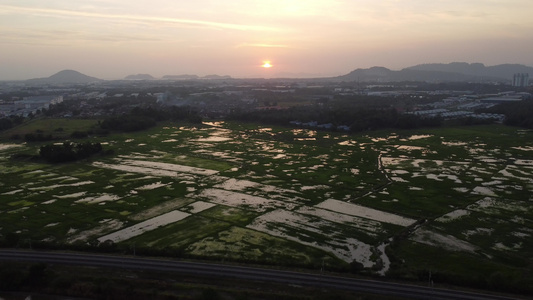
100,105,202,132
228,103,441,132
39,142,103,163
486,99,533,128
0,115,24,131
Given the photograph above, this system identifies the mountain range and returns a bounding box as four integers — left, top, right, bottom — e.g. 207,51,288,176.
25,63,533,84
124,74,155,80
26,70,101,84
336,63,533,82
160,74,232,80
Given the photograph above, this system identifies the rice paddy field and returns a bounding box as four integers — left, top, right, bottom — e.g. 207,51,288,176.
1,121,533,288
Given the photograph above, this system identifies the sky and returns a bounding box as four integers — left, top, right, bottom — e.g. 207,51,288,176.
1,0,533,80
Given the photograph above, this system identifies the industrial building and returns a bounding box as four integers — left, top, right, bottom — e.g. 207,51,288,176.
512,73,529,87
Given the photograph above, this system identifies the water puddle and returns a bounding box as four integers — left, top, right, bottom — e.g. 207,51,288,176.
75,193,121,204
68,219,124,243
436,209,470,222
2,189,24,195
198,188,296,212
406,134,433,140
56,192,87,199
296,206,382,233
184,201,216,213
136,182,168,190
94,159,218,176
247,209,375,266
316,199,415,226
28,181,94,191
411,229,477,253
98,210,190,243
0,144,22,151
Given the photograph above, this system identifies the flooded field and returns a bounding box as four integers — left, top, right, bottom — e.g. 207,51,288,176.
98,210,190,243
1,123,532,279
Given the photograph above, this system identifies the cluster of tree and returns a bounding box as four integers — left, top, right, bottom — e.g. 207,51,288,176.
23,131,55,142
386,261,533,296
453,116,498,126
39,141,102,163
228,103,440,132
0,115,24,131
94,94,157,110
70,130,90,138
0,262,49,291
129,106,202,123
485,99,533,128
100,114,156,132
333,108,441,131
43,102,68,117
40,94,159,118
11,129,92,142
100,105,202,132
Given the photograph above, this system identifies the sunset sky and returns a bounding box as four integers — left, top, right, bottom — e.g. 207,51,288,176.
1,0,532,80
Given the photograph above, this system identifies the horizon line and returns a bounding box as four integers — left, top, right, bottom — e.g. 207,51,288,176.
2,61,533,82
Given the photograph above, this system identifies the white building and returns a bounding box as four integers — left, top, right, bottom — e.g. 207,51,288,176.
512,73,529,87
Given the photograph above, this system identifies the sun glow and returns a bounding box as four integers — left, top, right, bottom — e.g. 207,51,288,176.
262,61,272,68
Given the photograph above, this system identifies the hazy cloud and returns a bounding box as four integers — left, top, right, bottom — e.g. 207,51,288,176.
0,4,278,32
0,27,161,45
1,0,532,80
236,43,291,49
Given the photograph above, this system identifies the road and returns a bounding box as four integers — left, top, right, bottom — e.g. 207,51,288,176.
0,249,521,300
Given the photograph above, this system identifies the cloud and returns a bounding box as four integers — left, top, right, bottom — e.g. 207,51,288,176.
236,43,291,49
0,4,278,32
0,27,162,45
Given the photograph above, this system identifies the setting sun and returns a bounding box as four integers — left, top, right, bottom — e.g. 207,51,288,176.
262,61,273,68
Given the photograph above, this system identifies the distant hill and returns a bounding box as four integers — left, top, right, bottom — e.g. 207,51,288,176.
335,63,533,83
124,74,154,80
202,74,232,80
336,67,395,82
26,70,101,84
162,74,232,80
337,66,490,82
162,74,200,80
406,62,533,80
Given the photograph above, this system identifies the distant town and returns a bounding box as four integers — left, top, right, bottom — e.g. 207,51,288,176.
0,67,530,129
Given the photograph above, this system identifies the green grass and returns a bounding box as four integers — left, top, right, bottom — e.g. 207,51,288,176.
199,205,260,225
127,215,232,249
0,118,99,140
1,120,533,292
388,240,533,292
187,226,343,267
